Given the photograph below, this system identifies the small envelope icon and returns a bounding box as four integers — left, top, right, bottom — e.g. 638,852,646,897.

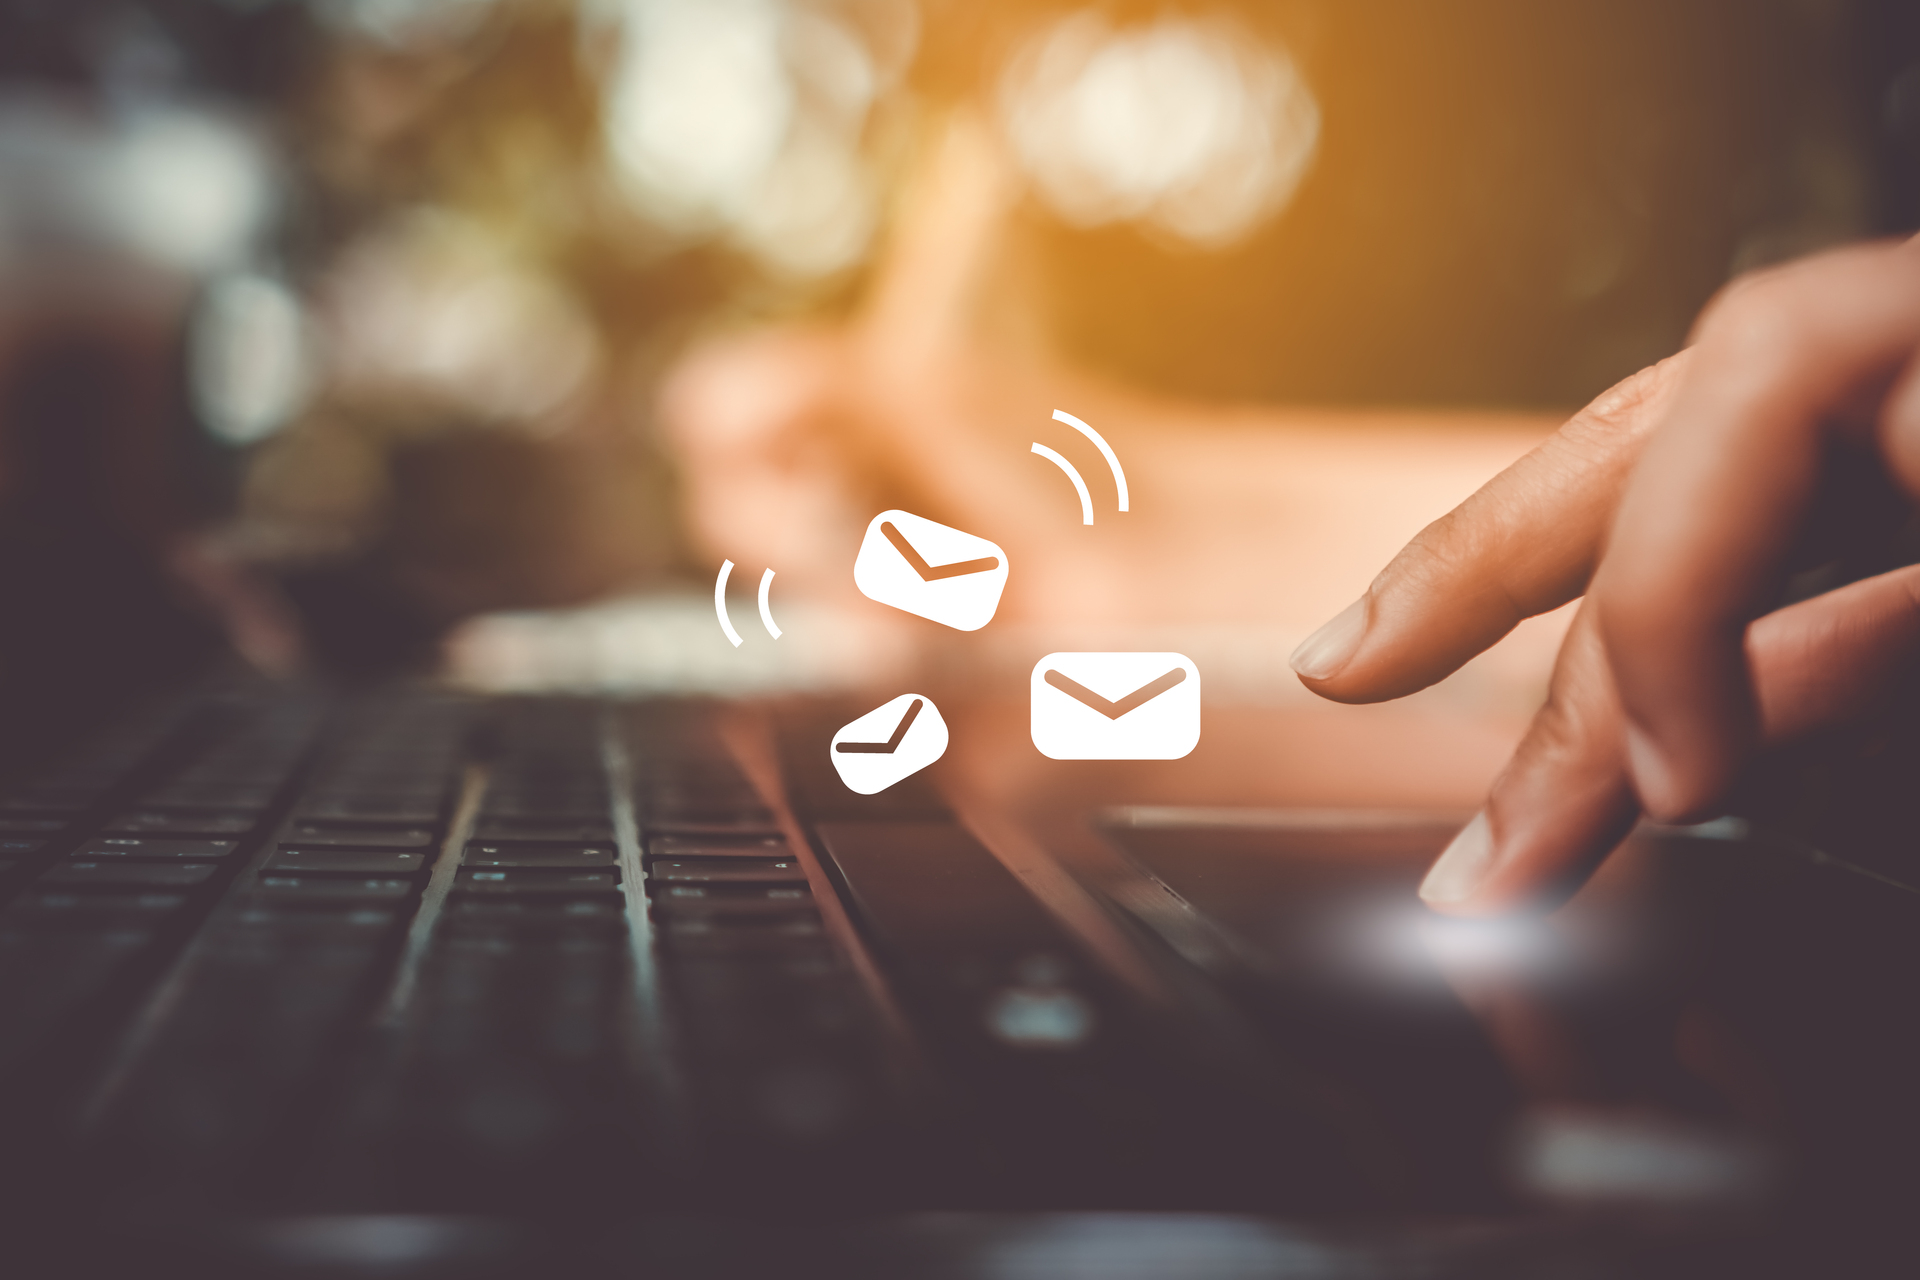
854,510,1009,631
830,693,949,794
1030,653,1201,760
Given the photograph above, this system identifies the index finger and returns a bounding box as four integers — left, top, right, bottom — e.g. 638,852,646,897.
1293,353,1686,702
1593,238,1920,820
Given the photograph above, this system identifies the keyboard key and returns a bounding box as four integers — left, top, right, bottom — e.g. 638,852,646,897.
281,823,436,848
7,891,187,928
267,848,428,875
478,799,609,821
455,868,621,894
170,772,286,789
228,905,405,935
142,786,275,811
649,883,813,913
648,856,807,884
658,911,823,939
41,861,219,887
659,929,834,960
19,890,187,912
0,838,46,857
447,897,628,922
462,843,615,869
0,817,67,834
255,875,415,901
639,815,781,838
105,810,257,835
441,899,631,939
648,834,793,858
298,797,443,823
73,837,239,860
0,794,89,814
470,819,615,843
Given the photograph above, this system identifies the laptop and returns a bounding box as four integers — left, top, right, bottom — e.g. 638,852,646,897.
2,662,1916,1279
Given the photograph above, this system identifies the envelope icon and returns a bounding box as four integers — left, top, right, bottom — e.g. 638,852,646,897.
854,509,1009,631
1030,653,1200,760
830,693,949,794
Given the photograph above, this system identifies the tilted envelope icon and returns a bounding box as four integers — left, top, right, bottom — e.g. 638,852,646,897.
1029,652,1201,760
853,510,1009,631
830,693,949,794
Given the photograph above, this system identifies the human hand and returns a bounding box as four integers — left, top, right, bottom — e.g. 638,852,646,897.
1290,236,1920,915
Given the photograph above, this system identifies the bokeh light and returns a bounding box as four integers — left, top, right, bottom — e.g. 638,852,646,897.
599,0,910,276
191,271,316,446
323,209,601,425
0,97,272,276
998,11,1319,248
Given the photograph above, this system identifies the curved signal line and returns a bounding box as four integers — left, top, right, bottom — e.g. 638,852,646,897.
713,559,744,647
1052,409,1129,512
757,568,782,639
1031,442,1094,526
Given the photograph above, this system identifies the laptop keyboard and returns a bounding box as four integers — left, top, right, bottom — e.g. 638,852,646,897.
0,679,1424,1227
3,681,1905,1277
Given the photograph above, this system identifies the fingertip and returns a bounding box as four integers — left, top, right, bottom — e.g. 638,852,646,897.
1428,687,1643,916
1418,811,1495,912
1418,804,1612,919
1289,596,1370,683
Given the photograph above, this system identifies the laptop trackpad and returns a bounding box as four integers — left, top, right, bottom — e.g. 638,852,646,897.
1101,814,1522,1206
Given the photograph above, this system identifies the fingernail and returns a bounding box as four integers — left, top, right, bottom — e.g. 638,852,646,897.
1420,811,1495,907
1290,596,1370,681
1622,724,1679,819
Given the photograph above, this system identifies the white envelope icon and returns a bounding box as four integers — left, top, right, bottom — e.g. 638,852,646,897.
830,693,949,794
853,510,1008,631
1030,653,1200,760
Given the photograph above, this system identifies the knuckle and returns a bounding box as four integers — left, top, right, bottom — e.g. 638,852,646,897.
1523,626,1620,766
1381,506,1529,618
1377,507,1478,592
1502,687,1614,796
1377,470,1584,622
1569,352,1688,441
1524,697,1591,768
1696,241,1920,364
1696,272,1806,360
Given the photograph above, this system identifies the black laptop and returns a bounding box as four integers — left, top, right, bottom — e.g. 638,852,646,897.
1,669,1917,1278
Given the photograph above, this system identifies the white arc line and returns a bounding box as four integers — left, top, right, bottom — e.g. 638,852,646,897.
1052,409,1129,512
1031,442,1094,526
714,559,744,647
757,568,782,639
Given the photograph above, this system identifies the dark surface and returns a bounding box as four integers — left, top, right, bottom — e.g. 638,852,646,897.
1103,821,1519,1208
1101,812,1920,1277
0,684,1914,1277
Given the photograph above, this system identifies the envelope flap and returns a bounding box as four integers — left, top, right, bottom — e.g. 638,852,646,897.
1039,652,1196,704
874,509,1004,565
836,693,927,742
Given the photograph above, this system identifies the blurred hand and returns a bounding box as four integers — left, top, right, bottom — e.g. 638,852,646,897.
662,113,1558,647
1291,236,1920,915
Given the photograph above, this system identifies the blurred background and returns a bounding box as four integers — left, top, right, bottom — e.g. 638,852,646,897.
1,0,1917,771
